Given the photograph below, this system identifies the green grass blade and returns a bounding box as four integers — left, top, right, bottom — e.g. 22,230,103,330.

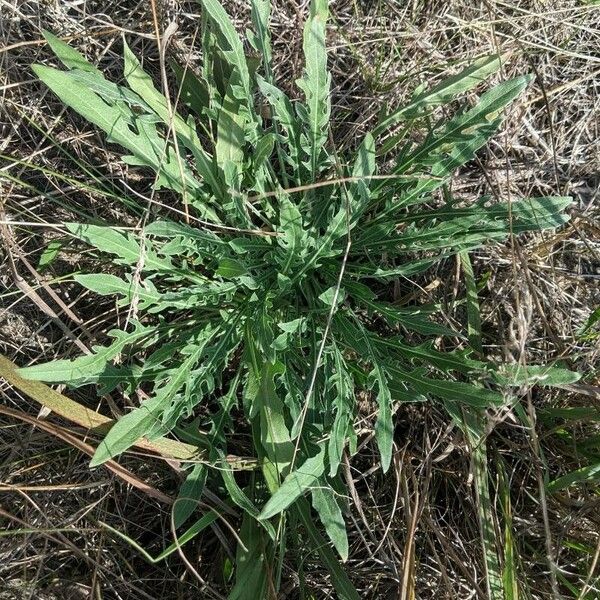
459,250,483,356
497,457,520,600
459,249,503,600
473,432,504,600
100,511,219,564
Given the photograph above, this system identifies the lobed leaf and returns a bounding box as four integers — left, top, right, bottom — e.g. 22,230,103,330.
295,0,331,180
374,54,504,136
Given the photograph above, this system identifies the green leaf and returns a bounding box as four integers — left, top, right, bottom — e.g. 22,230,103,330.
216,258,248,278
404,75,533,176
74,274,160,308
145,219,224,247
122,41,191,144
68,69,151,112
215,81,246,188
259,445,326,520
387,363,504,407
198,0,252,100
68,223,136,262
348,288,456,336
278,196,305,248
369,258,437,278
91,334,211,465
229,513,269,600
359,197,571,253
171,61,210,118
347,131,376,223
254,362,294,488
326,345,354,476
32,65,132,142
319,285,345,309
250,0,272,72
374,54,504,136
295,0,331,179
370,364,393,472
296,498,360,600
18,326,153,386
277,195,308,274
74,273,132,295
38,240,62,270
31,64,150,166
337,314,394,471
66,223,177,273
385,339,484,375
174,464,207,528
253,133,275,171
33,62,220,222
312,484,349,561
42,30,101,73
219,456,276,539
578,306,600,337
89,392,168,467
493,363,580,387
122,41,224,206
539,407,600,423
257,77,303,177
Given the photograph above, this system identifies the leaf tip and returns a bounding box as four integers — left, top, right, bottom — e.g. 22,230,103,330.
89,450,108,468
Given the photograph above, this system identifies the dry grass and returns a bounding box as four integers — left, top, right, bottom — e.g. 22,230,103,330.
1,0,599,598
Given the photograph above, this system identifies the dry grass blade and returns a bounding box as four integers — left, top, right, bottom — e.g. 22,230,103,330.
0,403,173,504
